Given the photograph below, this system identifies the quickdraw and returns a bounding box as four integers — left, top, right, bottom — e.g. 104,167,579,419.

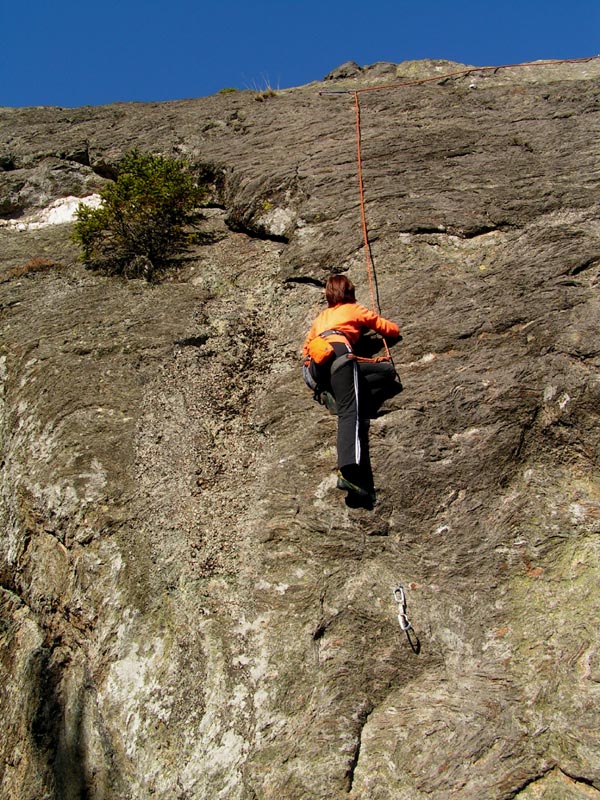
393,584,412,632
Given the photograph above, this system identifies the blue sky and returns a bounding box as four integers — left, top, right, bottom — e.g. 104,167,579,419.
1,0,598,108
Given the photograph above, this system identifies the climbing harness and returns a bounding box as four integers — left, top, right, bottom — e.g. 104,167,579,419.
303,328,348,399
306,328,349,365
393,584,412,632
304,327,382,399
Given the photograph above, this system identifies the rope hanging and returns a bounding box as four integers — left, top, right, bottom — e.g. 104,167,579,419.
354,90,392,361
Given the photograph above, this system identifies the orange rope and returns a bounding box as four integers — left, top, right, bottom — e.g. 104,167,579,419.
354,91,391,360
353,92,377,312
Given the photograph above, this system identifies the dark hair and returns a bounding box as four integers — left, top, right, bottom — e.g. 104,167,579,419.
325,275,356,307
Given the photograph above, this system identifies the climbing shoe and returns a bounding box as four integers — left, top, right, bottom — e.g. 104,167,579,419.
321,391,337,415
336,471,371,499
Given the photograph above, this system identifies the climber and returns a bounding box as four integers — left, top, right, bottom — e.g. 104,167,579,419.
302,274,401,500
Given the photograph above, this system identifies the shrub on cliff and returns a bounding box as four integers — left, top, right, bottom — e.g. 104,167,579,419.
73,149,207,280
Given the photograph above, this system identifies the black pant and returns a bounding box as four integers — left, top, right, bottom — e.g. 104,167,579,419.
312,342,397,470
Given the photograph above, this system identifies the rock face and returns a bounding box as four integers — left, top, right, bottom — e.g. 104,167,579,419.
1,59,600,799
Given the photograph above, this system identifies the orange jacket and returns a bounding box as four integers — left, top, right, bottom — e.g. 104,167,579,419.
302,303,400,358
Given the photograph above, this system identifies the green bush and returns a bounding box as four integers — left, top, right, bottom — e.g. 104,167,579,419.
73,149,207,280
